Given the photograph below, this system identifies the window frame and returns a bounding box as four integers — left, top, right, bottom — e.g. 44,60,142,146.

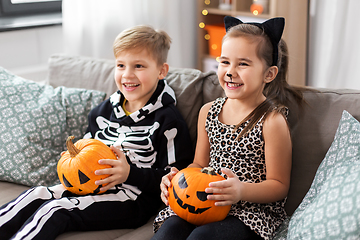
0,0,62,16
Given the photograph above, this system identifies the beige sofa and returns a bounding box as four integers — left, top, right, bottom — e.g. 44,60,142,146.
1,54,360,239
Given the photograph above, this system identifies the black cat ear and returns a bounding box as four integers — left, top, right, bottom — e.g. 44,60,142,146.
261,17,285,66
224,16,243,32
262,17,285,48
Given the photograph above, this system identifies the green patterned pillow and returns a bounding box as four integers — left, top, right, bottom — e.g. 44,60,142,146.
287,110,360,239
0,67,106,186
272,216,290,239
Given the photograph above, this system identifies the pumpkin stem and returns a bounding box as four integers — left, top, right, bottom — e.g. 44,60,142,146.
66,136,81,157
201,167,217,176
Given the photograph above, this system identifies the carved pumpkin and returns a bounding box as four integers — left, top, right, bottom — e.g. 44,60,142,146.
57,136,116,195
168,167,231,226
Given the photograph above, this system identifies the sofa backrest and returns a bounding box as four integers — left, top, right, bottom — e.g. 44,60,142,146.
47,54,224,145
286,88,360,215
47,54,117,97
47,54,360,216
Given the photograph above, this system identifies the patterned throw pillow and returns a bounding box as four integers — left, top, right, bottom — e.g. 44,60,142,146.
272,216,290,239
287,110,360,239
0,67,106,187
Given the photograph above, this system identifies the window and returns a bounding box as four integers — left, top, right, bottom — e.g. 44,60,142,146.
0,0,62,32
0,0,62,16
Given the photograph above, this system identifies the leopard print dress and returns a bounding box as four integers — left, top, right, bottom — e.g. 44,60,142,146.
153,98,287,239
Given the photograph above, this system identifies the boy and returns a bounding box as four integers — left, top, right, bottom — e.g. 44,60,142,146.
0,25,193,240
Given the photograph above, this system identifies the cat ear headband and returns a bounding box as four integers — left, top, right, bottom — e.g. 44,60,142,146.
224,16,285,66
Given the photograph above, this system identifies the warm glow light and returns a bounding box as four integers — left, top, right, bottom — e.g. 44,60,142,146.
211,44,218,50
199,22,205,28
202,9,208,15
204,0,210,5
250,3,263,15
216,57,220,62
204,34,210,40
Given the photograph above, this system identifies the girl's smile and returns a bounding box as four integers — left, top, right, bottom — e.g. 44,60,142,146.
217,36,269,104
225,81,244,89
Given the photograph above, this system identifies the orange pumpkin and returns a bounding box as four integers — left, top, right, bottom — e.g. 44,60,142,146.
57,136,116,195
168,167,231,226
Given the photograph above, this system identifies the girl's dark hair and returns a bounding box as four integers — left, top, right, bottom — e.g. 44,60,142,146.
224,24,304,139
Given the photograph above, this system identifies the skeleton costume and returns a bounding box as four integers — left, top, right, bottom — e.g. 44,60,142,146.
0,79,193,240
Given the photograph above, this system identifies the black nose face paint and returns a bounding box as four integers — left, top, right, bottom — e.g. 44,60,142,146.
226,73,232,82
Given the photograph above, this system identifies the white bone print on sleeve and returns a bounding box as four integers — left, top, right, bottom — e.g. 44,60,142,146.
164,128,177,165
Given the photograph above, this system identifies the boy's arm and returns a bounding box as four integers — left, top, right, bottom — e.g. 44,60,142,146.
124,119,194,194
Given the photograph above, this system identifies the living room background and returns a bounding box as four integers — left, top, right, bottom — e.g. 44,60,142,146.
1,0,360,90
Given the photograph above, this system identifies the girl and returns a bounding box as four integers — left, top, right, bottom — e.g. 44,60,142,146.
151,16,303,240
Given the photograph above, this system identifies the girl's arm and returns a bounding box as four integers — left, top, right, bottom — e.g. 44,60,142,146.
207,111,292,205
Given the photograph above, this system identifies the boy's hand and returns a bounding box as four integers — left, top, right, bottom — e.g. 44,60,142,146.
160,167,179,206
205,168,241,206
94,145,130,192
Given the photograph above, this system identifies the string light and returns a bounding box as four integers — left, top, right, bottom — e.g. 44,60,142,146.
250,0,267,15
202,9,208,15
250,4,263,15
205,0,210,5
199,22,205,28
204,34,210,40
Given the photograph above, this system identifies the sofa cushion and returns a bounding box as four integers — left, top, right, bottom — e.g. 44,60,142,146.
286,88,360,215
0,66,106,186
287,110,360,239
165,67,205,146
47,54,117,99
201,70,225,105
0,181,29,206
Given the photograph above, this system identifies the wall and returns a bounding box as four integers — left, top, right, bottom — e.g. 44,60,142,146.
0,25,63,82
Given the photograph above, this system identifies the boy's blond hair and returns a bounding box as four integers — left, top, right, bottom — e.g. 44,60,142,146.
113,25,171,66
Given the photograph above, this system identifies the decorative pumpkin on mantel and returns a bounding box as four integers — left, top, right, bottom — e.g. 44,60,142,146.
168,167,231,226
57,136,117,195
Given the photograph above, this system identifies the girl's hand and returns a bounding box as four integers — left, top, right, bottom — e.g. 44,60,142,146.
160,167,179,206
205,168,242,206
94,145,130,192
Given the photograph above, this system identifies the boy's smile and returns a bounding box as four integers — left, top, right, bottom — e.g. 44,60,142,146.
122,83,140,91
114,48,168,112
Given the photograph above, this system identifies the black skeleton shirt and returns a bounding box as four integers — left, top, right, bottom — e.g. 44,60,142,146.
84,79,193,209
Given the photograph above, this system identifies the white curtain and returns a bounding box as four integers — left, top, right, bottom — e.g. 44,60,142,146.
308,0,360,89
62,0,197,68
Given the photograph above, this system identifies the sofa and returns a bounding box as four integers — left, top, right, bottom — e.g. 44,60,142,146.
1,54,360,239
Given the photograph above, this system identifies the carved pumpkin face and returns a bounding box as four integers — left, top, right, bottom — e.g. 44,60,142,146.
168,167,231,226
57,136,117,195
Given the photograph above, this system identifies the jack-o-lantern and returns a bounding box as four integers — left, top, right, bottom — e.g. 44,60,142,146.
168,167,231,225
57,136,116,195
